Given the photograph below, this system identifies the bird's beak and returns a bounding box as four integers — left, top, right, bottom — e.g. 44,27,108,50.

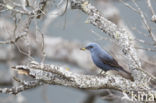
80,47,86,51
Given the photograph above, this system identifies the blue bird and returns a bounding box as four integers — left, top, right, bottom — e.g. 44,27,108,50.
81,43,133,80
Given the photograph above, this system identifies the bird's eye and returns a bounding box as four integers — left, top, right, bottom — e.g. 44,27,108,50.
89,46,93,48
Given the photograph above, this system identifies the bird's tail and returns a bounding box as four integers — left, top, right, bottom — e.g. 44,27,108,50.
118,66,134,81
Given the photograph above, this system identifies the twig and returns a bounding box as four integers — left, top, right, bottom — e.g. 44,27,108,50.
146,0,155,15
120,0,156,44
0,80,42,94
119,0,139,13
135,46,156,52
133,0,156,44
0,33,27,44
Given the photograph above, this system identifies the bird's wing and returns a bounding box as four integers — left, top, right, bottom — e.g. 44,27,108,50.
99,54,131,74
99,54,122,69
98,51,133,81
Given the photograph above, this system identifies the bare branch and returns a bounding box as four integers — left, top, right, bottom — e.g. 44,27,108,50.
120,0,156,43
0,33,26,44
146,0,155,15
0,80,42,94
0,61,151,101
131,0,156,44
11,61,133,90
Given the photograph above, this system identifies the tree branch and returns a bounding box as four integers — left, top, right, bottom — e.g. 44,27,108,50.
10,61,152,93
0,80,42,94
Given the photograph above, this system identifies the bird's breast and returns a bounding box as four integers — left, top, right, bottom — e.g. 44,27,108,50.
91,53,115,71
91,54,105,69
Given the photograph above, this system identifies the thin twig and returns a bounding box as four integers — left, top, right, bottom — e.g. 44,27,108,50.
131,0,156,44
0,34,27,44
146,0,155,15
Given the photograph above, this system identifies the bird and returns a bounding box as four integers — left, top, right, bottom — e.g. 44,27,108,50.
80,43,133,81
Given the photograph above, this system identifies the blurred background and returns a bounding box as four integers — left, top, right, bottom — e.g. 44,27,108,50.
0,0,156,103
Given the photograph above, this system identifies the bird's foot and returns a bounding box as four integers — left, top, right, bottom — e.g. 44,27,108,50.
97,70,106,77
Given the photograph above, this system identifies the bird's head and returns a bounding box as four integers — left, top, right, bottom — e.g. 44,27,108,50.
80,43,100,52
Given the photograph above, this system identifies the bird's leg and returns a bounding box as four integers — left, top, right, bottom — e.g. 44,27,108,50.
99,70,103,74
98,70,106,76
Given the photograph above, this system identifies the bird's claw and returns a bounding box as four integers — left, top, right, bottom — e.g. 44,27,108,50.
97,70,106,77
